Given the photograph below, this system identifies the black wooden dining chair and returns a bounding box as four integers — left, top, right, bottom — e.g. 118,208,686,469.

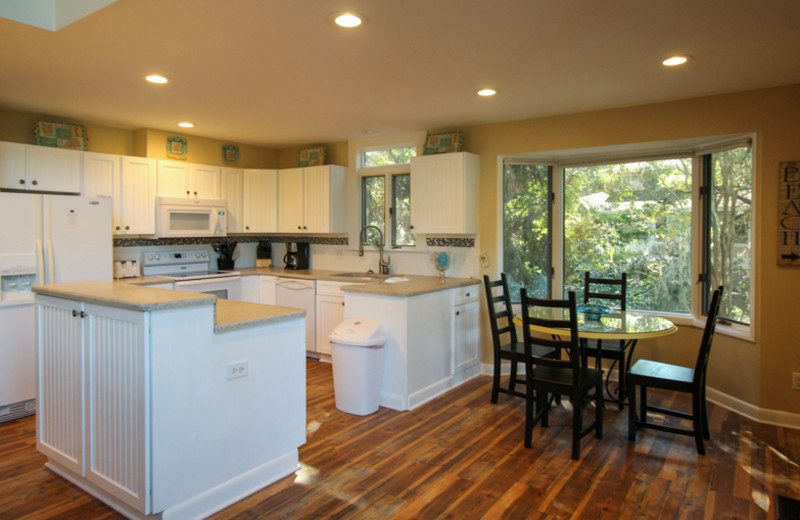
483,274,558,403
582,271,628,408
627,286,723,455
520,289,604,460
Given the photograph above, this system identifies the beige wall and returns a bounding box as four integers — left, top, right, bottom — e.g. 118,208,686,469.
461,83,800,414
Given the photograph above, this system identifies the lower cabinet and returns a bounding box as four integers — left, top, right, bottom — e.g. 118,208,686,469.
451,286,480,375
315,281,350,357
37,296,149,512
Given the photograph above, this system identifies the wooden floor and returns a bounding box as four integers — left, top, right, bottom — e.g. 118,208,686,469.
2,359,799,519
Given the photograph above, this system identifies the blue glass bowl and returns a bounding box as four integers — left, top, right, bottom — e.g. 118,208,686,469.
577,303,611,321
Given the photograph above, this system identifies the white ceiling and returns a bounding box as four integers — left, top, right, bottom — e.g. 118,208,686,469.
1,0,799,149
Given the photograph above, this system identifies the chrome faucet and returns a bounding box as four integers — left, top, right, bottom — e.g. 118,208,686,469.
359,225,391,275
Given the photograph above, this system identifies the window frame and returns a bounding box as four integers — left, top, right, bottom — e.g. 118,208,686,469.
498,135,756,341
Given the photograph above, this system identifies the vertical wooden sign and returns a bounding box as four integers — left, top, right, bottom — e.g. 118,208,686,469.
779,161,800,265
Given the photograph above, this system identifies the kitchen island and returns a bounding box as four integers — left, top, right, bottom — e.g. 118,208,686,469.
32,281,306,520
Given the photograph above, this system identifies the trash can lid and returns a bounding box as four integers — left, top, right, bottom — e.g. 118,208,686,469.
329,318,386,347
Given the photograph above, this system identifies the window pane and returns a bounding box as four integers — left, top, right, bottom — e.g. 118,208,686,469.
362,176,385,238
706,146,752,324
503,164,551,301
564,158,693,312
392,174,416,246
363,146,417,167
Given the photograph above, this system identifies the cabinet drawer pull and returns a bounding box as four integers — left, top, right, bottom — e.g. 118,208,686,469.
32,180,38,185
19,179,25,185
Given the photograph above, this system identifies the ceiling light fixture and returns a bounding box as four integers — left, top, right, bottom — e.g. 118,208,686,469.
332,12,364,28
477,88,497,97
178,122,194,128
145,74,168,84
662,55,690,67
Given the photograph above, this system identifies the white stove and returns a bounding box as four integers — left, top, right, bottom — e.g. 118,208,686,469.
142,249,241,299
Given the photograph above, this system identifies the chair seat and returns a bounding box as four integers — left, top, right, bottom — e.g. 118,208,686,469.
500,341,557,360
629,359,695,390
533,365,604,389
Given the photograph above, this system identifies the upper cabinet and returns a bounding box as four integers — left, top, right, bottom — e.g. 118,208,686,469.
410,152,479,234
278,165,346,233
242,169,278,233
156,160,221,200
221,168,243,233
115,157,157,235
0,142,80,193
83,151,119,198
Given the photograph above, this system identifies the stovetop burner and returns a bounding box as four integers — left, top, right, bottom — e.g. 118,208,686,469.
141,249,239,280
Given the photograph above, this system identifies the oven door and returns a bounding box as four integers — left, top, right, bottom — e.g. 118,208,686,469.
174,276,241,300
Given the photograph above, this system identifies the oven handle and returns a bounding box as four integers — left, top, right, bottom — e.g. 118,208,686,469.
174,275,241,287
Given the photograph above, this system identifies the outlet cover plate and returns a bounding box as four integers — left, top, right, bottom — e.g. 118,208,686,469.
227,360,248,380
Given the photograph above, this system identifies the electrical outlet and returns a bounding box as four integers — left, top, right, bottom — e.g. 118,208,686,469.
227,360,248,380
793,372,800,391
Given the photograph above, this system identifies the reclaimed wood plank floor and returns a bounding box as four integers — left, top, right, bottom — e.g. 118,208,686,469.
1,359,798,519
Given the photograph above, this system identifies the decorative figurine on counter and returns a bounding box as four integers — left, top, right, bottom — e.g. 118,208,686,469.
434,252,449,282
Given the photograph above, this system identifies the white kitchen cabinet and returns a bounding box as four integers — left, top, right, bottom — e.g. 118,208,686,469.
156,160,221,200
260,275,276,305
37,296,149,511
222,167,243,233
315,281,352,357
278,165,346,233
451,286,480,375
82,151,118,198
114,156,156,235
0,142,80,193
243,169,278,233
410,152,479,234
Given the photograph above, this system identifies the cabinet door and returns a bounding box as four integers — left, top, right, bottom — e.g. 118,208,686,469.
278,168,305,233
118,157,156,235
243,169,278,232
26,145,81,193
316,293,344,356
410,152,478,234
451,300,480,374
190,164,221,199
83,151,119,198
222,168,243,233
84,303,150,512
303,166,331,233
36,297,85,476
259,276,276,305
0,141,27,189
156,160,190,198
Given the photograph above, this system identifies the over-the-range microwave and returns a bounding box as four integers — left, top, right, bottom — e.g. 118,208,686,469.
151,197,227,238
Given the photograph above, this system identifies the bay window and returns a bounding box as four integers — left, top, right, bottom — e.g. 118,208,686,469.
501,136,754,333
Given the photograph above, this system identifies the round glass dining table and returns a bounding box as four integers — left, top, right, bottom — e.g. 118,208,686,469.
513,309,677,405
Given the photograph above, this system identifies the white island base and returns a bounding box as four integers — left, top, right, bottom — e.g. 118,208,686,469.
33,282,307,520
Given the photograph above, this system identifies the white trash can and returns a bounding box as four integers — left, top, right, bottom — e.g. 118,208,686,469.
329,318,386,415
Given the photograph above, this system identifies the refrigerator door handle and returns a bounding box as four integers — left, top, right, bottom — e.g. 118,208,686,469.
45,237,55,284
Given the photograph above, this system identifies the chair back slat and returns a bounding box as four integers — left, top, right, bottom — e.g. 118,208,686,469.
694,286,724,386
483,274,518,350
584,271,627,310
520,289,581,375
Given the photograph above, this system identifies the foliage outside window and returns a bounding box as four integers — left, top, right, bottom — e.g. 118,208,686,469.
704,146,752,324
502,141,753,327
564,158,693,312
360,145,417,248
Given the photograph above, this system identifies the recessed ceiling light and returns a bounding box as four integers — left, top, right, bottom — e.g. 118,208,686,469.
477,88,497,97
332,12,365,28
662,55,690,67
178,122,194,128
145,74,168,84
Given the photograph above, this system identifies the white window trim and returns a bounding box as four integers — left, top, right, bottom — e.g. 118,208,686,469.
498,134,757,341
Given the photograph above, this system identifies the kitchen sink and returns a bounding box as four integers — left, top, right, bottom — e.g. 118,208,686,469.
332,272,384,279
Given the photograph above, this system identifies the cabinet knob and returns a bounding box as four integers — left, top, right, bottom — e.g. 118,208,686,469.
193,191,197,196
18,179,25,185
72,310,79,317
410,225,414,230
186,190,190,196
32,180,38,185
246,226,250,230
125,225,130,230
466,292,470,297
115,226,121,230
303,226,307,230
297,225,302,230
455,311,460,316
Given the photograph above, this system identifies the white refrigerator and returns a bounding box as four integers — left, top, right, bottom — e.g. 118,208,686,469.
0,192,112,422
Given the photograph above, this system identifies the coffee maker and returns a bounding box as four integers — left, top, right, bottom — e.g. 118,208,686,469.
283,242,309,270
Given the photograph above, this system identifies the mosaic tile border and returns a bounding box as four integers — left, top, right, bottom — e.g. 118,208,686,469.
113,235,349,247
425,237,475,248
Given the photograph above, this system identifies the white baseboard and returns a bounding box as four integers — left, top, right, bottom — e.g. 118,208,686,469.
481,362,800,430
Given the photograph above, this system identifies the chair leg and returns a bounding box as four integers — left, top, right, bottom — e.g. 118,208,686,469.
640,385,648,422
539,390,549,428
524,380,535,448
628,381,637,442
572,396,582,460
701,383,710,439
491,353,501,404
616,347,626,410
509,359,518,393
595,383,603,440
692,390,706,455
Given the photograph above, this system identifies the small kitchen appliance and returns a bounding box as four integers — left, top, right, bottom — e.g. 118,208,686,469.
256,241,273,268
283,242,309,270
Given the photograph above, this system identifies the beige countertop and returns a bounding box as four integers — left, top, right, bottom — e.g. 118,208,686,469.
237,267,480,297
34,281,305,333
